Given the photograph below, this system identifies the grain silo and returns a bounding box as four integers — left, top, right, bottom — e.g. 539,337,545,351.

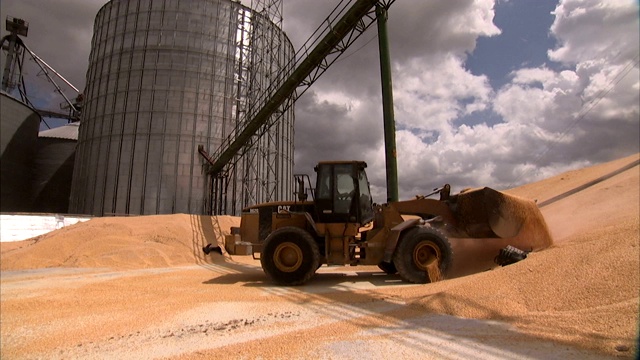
0,91,40,212
31,123,78,214
69,0,294,216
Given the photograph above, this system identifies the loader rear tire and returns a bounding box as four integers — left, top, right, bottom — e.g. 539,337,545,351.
261,227,320,286
394,227,453,284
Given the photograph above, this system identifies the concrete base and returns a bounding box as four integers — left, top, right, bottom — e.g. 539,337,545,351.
0,213,92,242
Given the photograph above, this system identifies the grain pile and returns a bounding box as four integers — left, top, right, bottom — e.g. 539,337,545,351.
365,153,638,356
1,153,638,359
0,214,240,270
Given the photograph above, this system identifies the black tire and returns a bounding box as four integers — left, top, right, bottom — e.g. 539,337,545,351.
378,261,397,275
393,226,453,284
260,227,320,286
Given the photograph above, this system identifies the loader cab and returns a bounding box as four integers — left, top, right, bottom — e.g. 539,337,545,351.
314,161,374,225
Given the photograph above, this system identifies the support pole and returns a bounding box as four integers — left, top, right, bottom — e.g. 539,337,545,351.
376,5,398,203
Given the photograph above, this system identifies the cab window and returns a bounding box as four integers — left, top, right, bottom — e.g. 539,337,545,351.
334,164,355,214
357,168,374,223
316,165,331,200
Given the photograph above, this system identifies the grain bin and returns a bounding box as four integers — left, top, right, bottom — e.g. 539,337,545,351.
0,91,40,212
31,123,78,214
70,0,294,216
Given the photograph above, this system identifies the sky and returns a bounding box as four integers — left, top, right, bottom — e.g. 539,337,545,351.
1,0,639,203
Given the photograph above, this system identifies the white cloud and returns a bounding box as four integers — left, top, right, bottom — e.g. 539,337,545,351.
548,0,640,124
494,67,583,132
387,0,500,59
395,54,493,134
493,0,639,168
549,0,639,65
391,0,639,198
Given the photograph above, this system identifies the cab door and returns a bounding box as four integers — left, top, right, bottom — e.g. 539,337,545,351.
315,163,356,223
315,162,374,224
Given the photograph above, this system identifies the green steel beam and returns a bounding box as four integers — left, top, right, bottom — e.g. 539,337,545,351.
376,4,398,203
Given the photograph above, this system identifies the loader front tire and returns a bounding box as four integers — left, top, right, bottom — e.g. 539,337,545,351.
394,227,453,284
261,227,320,286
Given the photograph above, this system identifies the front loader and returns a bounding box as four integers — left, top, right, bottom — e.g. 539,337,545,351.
204,160,552,285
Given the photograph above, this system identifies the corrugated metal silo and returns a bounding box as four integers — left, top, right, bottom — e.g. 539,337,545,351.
70,0,294,216
31,123,78,214
0,91,40,212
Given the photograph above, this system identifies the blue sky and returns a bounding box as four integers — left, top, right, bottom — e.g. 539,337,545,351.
458,0,560,128
467,0,560,89
1,0,639,203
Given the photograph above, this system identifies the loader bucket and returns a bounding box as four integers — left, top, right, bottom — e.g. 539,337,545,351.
452,187,551,247
445,187,553,279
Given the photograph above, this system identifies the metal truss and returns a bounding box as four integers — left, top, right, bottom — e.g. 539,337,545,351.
200,0,396,214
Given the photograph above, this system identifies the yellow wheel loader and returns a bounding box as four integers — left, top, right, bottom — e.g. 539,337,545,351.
204,160,552,286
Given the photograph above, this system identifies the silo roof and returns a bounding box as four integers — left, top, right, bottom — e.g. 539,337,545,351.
39,122,79,140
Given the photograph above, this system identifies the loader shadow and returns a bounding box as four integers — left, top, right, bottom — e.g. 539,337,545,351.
201,256,407,288
200,259,622,359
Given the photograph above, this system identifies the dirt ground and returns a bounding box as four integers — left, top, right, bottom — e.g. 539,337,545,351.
1,153,638,359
